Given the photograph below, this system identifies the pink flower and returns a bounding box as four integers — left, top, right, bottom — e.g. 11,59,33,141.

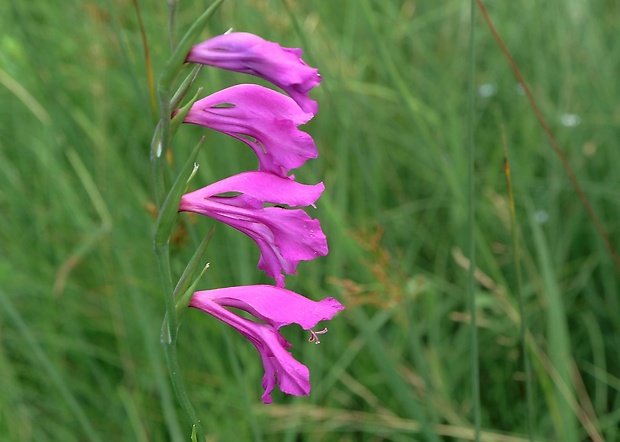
179,171,328,287
190,285,344,403
186,32,321,114
183,84,317,177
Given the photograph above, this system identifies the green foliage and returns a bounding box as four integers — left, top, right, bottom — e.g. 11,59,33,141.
1,0,619,440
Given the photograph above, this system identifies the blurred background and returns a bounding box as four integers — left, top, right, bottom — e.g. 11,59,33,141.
1,0,619,440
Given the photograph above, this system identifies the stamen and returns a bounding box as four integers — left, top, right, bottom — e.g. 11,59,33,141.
308,328,328,345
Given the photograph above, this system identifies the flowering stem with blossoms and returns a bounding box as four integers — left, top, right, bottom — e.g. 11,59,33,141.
149,0,343,438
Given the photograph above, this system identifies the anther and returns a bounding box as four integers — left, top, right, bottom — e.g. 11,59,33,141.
308,328,328,345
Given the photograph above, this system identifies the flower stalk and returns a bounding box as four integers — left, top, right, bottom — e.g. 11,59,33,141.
150,0,342,435
151,1,226,439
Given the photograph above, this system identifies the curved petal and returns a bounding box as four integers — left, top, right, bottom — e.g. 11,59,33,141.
202,285,345,330
186,32,321,114
253,208,328,284
180,197,328,287
255,325,311,403
189,171,324,207
179,173,328,287
184,84,317,177
189,293,313,403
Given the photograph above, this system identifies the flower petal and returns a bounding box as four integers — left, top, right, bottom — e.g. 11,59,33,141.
186,32,321,114
184,84,317,177
190,294,311,403
190,286,344,403
255,325,311,403
253,208,327,286
179,173,328,287
189,171,324,207
201,285,345,330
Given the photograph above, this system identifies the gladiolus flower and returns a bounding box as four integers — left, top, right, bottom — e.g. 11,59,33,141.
190,285,344,403
183,84,317,177
179,171,328,287
186,32,321,114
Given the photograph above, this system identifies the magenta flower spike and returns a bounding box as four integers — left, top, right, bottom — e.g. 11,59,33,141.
186,32,321,114
179,171,328,287
183,84,317,177
190,285,344,403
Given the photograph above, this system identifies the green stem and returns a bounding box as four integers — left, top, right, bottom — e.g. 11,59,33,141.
466,0,481,440
150,121,166,207
150,2,226,439
167,0,180,52
153,0,227,206
503,132,535,441
154,239,205,438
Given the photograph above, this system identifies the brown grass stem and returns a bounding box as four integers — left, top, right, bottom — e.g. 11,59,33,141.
476,0,620,273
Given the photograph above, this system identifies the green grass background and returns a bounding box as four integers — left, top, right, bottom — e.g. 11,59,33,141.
1,0,619,440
